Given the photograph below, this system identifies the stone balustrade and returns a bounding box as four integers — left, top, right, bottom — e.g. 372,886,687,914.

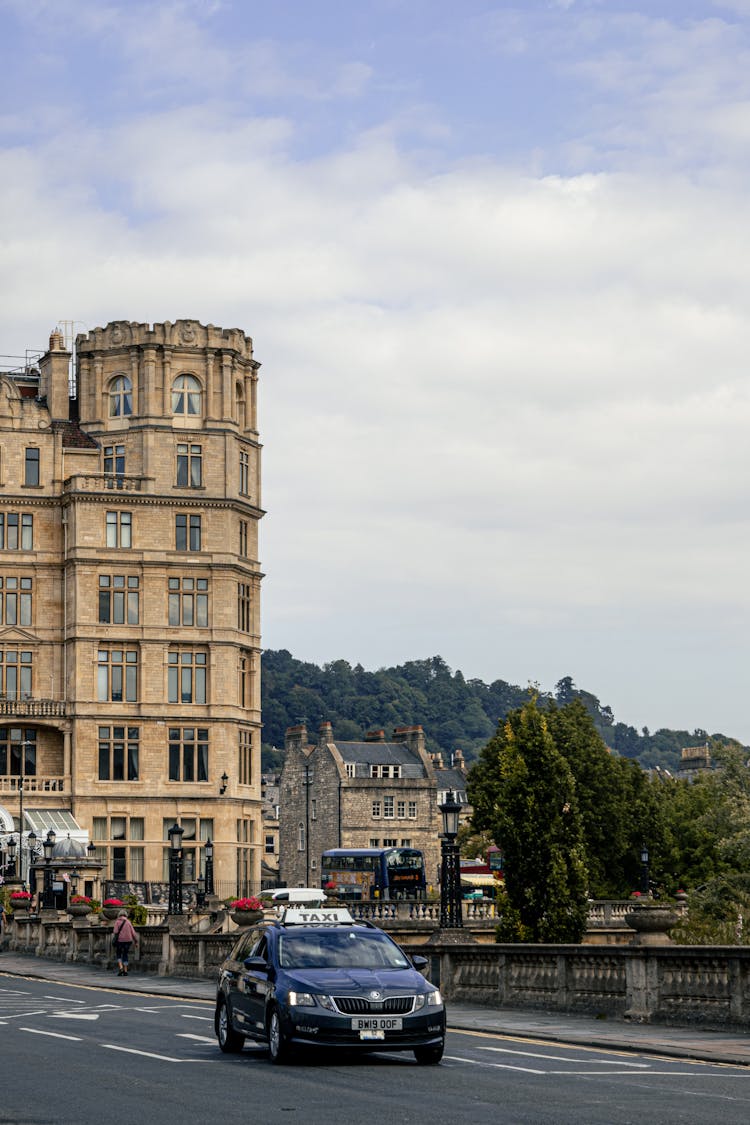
63,473,149,494
10,908,749,1031
0,774,67,793
0,698,66,719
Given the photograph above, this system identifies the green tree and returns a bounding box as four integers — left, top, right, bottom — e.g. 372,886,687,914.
468,699,589,942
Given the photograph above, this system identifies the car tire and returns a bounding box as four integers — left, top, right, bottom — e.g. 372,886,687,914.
414,1041,444,1065
268,1007,292,1064
216,997,245,1054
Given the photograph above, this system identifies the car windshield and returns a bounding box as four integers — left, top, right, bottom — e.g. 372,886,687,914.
278,929,410,970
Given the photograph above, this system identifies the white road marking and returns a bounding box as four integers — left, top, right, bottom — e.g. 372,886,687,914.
102,1044,212,1063
181,1014,212,1021
44,995,86,1003
2,1010,48,1020
177,1033,216,1044
444,1054,545,1074
20,1027,82,1041
49,1013,100,1021
477,1045,650,1067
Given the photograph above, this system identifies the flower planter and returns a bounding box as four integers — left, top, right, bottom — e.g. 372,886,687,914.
101,906,123,921
67,904,93,919
231,910,263,927
624,904,680,946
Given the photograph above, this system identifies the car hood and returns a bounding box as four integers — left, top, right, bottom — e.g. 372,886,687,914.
287,967,428,993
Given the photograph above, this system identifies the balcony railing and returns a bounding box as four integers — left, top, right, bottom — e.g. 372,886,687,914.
63,473,148,494
0,697,66,718
0,774,66,793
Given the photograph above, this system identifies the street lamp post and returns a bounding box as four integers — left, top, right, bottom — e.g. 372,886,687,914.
17,739,29,883
204,838,214,897
6,835,17,879
640,842,650,897
42,829,56,909
167,823,185,915
438,791,463,931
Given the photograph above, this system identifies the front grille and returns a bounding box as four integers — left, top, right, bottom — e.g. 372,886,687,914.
333,995,415,1015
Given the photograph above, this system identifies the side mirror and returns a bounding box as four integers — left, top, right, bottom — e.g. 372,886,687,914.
243,955,268,971
411,954,428,970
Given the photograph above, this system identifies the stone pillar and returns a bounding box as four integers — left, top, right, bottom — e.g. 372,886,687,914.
624,951,660,1022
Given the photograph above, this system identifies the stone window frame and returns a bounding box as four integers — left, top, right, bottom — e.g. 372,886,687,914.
24,447,40,487
171,373,203,418
0,513,34,550
106,510,132,548
167,725,209,783
108,374,133,417
0,576,33,627
175,513,202,552
97,724,140,782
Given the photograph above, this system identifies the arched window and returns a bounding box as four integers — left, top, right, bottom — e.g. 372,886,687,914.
172,374,202,417
109,375,132,417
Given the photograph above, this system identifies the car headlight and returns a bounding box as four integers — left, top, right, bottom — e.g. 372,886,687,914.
414,990,443,1010
288,991,316,1007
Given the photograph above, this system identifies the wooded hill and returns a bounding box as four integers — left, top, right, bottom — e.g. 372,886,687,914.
260,651,740,773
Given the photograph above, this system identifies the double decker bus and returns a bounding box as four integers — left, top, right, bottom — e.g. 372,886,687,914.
321,848,426,901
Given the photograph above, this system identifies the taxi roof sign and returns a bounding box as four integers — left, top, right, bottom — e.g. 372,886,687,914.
281,906,354,926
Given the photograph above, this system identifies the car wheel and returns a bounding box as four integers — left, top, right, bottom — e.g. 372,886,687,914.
267,1007,292,1064
216,998,245,1053
414,1041,444,1065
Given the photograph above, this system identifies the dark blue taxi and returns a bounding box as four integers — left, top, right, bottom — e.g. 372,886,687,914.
214,906,445,1064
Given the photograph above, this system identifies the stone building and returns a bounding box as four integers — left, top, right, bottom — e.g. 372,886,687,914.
0,319,264,898
279,722,467,891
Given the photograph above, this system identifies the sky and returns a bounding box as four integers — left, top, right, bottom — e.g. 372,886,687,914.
1,0,749,742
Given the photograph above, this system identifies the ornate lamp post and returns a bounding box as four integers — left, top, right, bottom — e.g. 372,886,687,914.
6,835,17,879
640,842,650,897
204,837,215,897
42,829,56,909
438,790,463,931
167,822,185,915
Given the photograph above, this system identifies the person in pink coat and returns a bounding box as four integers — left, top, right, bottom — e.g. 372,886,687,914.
113,911,138,976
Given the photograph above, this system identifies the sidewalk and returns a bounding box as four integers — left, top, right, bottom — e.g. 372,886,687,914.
2,951,750,1067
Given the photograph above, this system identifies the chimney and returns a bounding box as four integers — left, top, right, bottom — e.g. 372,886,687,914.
38,328,72,420
392,725,426,754
318,721,333,748
453,748,466,772
364,729,385,742
284,722,308,752
431,750,444,769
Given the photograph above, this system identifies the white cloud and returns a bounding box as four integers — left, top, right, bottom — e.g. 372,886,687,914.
1,2,749,741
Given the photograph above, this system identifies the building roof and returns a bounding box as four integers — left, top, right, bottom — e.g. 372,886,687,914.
51,419,99,449
434,767,468,794
335,741,428,778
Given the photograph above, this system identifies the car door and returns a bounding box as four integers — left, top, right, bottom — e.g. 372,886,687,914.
240,932,272,1038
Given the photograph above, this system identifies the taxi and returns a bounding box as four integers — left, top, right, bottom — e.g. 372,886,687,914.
214,904,445,1064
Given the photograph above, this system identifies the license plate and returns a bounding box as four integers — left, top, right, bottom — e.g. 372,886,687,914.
359,1029,385,1041
351,1017,403,1031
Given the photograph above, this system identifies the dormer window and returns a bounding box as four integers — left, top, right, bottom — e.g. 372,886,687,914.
172,374,202,417
109,375,132,417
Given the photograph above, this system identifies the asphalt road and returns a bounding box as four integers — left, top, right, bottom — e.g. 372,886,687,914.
2,976,750,1125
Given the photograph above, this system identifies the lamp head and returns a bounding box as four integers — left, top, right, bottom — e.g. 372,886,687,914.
168,822,184,852
439,790,461,840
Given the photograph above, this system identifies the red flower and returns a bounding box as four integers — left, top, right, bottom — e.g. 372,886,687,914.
103,898,124,906
230,897,263,912
10,890,32,900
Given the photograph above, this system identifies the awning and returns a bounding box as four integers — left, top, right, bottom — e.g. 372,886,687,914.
460,873,500,889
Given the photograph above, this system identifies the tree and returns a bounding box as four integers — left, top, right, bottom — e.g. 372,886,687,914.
468,699,589,942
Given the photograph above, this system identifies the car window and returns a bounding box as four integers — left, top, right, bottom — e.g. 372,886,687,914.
278,929,410,970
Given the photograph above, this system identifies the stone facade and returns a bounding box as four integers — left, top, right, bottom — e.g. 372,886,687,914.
279,722,462,891
0,320,264,897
